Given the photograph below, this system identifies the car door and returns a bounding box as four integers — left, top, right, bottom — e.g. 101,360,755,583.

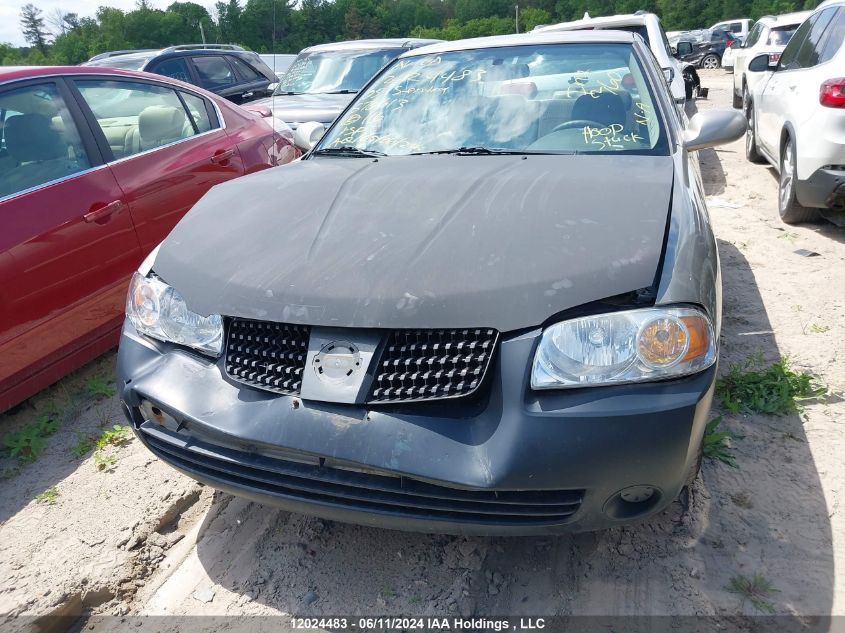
226,55,273,103
0,78,141,409
70,77,245,254
735,24,763,90
758,7,838,157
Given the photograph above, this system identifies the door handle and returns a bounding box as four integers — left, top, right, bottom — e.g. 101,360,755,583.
241,91,254,100
83,200,123,224
210,149,235,164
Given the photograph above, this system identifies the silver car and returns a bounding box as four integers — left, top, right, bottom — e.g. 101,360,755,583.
117,31,745,534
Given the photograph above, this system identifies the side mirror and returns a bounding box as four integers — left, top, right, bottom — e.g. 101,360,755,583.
683,110,746,152
266,82,279,93
293,121,326,151
748,53,777,72
662,67,674,84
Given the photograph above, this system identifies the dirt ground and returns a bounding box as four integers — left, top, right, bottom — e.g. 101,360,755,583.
1,70,844,630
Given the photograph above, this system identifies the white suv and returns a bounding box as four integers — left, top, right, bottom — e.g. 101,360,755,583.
533,13,687,102
745,1,845,225
731,11,811,109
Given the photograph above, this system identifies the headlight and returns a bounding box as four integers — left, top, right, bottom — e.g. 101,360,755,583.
126,272,223,356
531,306,716,389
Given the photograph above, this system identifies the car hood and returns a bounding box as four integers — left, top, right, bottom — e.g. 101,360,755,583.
249,92,354,127
154,155,673,332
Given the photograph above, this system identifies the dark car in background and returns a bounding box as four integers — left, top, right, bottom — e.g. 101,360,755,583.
118,31,746,534
84,45,278,105
249,38,441,132
0,65,298,413
675,29,735,68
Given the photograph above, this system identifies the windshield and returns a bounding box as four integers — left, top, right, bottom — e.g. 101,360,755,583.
276,48,403,95
768,26,799,46
318,43,667,156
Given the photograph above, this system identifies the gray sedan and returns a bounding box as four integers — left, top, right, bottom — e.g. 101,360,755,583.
117,31,745,534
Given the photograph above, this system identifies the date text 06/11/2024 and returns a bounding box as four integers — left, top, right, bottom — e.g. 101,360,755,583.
289,617,548,631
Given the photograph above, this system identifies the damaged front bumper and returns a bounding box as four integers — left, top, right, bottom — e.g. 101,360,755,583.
117,322,716,535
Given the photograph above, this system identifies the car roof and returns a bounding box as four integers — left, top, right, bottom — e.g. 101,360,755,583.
535,13,655,32
301,38,442,53
0,65,218,92
401,30,636,57
756,10,813,26
84,51,156,67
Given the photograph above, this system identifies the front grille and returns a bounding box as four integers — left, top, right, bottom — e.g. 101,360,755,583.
224,318,309,395
142,429,583,526
369,329,498,403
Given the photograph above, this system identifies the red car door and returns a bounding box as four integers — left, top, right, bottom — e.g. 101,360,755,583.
0,78,142,411
71,77,245,254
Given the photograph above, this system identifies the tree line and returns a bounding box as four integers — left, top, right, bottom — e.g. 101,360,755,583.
3,0,823,67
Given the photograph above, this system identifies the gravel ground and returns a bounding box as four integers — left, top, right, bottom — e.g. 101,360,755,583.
1,70,843,630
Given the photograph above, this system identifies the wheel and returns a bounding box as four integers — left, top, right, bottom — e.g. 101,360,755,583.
745,104,766,164
742,83,749,111
778,137,819,224
685,80,694,101
732,87,742,109
701,54,720,70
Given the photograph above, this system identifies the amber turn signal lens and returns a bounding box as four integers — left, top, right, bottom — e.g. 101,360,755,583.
637,317,689,368
681,315,711,362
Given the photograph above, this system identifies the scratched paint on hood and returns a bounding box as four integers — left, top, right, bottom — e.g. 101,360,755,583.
154,154,673,331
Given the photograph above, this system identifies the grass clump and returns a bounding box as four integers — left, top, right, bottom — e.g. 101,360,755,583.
86,375,116,400
2,416,59,462
93,425,132,471
702,416,738,468
726,573,779,614
35,487,59,505
716,356,826,416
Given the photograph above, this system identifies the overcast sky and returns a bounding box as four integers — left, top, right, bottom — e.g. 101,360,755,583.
1,0,219,47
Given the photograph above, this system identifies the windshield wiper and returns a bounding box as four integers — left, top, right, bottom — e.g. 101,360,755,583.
273,91,304,96
410,146,573,156
311,146,387,158
324,89,359,95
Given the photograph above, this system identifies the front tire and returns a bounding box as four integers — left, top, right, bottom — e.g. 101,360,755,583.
778,137,819,224
732,86,742,108
745,104,766,164
701,54,720,70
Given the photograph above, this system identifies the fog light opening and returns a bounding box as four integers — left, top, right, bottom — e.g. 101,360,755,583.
620,486,654,504
603,485,663,520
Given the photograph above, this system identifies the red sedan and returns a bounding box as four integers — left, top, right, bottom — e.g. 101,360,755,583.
0,66,299,413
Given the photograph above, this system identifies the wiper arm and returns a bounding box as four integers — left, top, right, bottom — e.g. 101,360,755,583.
324,89,359,95
274,91,303,96
311,146,387,158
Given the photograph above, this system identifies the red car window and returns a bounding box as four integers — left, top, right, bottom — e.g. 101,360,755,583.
0,83,92,200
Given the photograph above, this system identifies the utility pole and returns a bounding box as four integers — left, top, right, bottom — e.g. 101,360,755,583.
199,19,206,44
515,5,520,33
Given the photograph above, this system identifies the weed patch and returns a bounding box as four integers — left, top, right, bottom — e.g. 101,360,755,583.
716,356,826,415
702,416,738,468
86,375,116,400
35,487,59,505
2,416,59,462
726,573,779,613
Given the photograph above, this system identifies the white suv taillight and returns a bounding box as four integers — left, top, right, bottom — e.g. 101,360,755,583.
820,78,845,108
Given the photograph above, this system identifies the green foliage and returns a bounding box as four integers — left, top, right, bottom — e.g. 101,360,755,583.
86,376,116,400
92,424,132,472
4,0,824,65
726,573,779,613
35,487,59,505
95,424,132,451
716,356,827,416
702,416,738,467
70,432,97,459
2,416,60,463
